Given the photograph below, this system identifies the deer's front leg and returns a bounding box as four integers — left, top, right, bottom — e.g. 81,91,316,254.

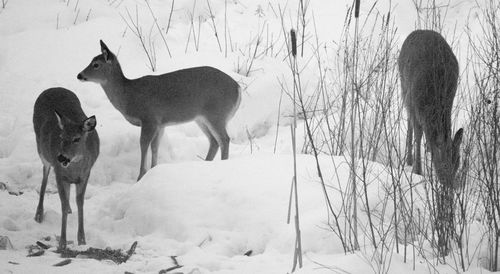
138,123,157,181
56,176,71,250
406,118,413,166
76,176,89,245
413,123,423,175
35,165,51,223
151,127,164,168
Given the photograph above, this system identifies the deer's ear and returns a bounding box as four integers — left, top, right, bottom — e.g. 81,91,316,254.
453,128,464,150
100,40,112,63
54,110,65,130
82,116,97,132
452,128,464,168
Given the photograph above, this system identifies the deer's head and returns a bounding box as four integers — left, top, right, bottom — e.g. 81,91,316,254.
77,40,120,85
431,128,464,187
55,111,96,168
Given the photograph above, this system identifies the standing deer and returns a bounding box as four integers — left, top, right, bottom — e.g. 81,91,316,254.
77,41,241,181
33,87,99,250
398,30,463,186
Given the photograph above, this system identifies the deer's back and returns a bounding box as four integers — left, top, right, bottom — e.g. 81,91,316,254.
127,66,240,124
398,30,458,138
33,88,99,166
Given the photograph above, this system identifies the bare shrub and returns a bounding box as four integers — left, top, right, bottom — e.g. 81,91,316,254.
121,5,157,71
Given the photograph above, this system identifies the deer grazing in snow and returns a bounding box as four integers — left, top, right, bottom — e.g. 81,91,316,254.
78,40,241,181
398,29,463,187
33,87,99,250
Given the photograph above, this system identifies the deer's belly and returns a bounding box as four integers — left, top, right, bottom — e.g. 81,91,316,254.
123,114,142,127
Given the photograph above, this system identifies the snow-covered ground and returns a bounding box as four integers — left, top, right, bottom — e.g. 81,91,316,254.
0,0,489,273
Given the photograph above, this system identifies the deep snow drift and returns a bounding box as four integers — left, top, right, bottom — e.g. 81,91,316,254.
0,153,438,273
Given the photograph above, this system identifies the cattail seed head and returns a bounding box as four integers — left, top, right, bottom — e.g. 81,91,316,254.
355,0,360,18
290,29,297,57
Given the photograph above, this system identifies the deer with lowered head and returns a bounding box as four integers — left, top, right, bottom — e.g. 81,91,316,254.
398,29,463,187
77,41,241,181
33,87,99,250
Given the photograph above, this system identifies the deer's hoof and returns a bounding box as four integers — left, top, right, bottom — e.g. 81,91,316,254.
58,241,67,251
78,237,86,246
34,210,44,223
406,158,413,166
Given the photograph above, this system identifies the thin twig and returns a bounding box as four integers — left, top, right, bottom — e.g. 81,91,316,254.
144,0,172,57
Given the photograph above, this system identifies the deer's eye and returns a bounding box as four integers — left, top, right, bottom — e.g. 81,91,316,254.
92,63,100,69
73,137,81,143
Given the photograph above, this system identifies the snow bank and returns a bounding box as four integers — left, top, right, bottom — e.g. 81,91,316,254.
96,155,344,254
0,154,383,273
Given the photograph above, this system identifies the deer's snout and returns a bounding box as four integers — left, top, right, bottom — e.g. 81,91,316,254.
57,154,71,167
77,73,87,81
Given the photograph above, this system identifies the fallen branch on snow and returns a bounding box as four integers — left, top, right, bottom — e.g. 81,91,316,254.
159,256,183,273
57,241,138,264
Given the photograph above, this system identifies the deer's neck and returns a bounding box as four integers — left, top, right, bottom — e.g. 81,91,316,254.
101,65,130,114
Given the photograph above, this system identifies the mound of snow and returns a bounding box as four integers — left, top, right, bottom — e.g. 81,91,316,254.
95,155,344,257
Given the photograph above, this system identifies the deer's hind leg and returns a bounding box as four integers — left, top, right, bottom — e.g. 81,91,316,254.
196,119,219,161
204,117,230,160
